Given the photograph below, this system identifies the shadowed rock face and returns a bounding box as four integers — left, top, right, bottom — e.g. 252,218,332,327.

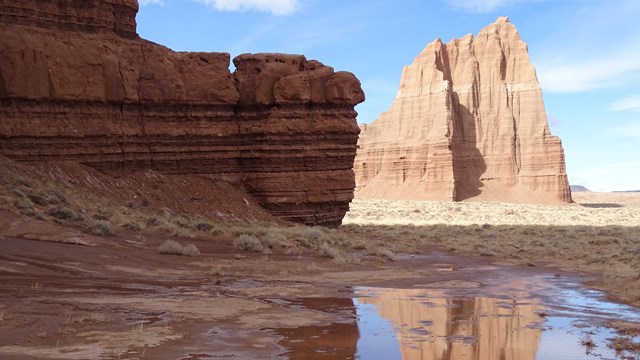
0,0,364,227
355,17,571,204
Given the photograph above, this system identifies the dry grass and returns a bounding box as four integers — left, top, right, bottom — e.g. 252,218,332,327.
344,197,640,227
64,311,110,325
158,240,200,257
343,196,640,304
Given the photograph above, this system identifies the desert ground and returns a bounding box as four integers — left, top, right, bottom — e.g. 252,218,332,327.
1,156,639,359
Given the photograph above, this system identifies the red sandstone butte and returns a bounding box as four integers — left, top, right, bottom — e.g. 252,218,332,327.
0,0,365,227
355,17,571,204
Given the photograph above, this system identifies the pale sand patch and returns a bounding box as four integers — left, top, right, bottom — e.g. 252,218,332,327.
344,197,640,227
62,296,270,322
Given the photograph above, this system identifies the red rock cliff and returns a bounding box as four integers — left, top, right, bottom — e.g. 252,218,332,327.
355,17,571,204
0,0,364,227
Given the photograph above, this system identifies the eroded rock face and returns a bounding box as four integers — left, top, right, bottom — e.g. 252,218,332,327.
355,17,571,204
0,0,364,226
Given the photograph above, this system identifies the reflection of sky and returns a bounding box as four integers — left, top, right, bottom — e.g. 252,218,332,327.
553,288,640,322
353,299,402,360
353,286,640,360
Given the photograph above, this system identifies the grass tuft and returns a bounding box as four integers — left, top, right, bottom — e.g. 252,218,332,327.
233,234,264,252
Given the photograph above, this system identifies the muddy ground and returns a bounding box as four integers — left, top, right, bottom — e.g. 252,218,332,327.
1,157,639,359
1,215,639,359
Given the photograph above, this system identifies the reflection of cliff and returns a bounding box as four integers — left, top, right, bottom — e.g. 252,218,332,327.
276,298,359,359
356,288,542,360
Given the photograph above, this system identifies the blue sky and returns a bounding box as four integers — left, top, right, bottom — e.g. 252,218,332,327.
136,0,640,191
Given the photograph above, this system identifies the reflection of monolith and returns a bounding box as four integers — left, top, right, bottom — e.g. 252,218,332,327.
357,288,542,360
355,17,571,204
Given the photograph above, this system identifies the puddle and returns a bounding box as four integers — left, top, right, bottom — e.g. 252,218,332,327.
353,281,640,360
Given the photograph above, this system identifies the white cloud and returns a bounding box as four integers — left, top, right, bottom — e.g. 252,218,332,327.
610,121,640,138
611,94,640,112
443,0,544,13
195,0,300,15
536,48,640,93
138,0,164,5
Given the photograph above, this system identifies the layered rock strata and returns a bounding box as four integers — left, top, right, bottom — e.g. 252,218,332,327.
355,17,571,204
0,0,364,226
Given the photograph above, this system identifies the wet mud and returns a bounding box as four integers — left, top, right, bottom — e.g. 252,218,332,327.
1,236,639,359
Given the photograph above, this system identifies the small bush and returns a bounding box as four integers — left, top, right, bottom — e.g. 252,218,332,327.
13,197,34,211
46,189,69,205
299,227,327,249
92,212,111,221
158,240,184,255
374,248,395,261
173,216,191,229
182,244,201,257
263,231,287,249
211,265,225,276
158,240,200,257
47,206,76,220
28,193,49,206
12,189,27,198
13,178,31,188
123,221,142,231
233,234,264,252
147,216,166,226
86,221,114,236
195,222,215,232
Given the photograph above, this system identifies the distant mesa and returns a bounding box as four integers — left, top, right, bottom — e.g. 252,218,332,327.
0,0,364,227
570,185,590,193
355,17,572,205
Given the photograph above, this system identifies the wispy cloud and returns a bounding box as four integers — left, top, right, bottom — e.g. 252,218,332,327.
610,120,640,138
442,0,545,13
611,94,640,112
536,48,640,93
195,0,300,15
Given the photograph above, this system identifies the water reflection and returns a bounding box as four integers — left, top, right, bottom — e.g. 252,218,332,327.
355,288,544,360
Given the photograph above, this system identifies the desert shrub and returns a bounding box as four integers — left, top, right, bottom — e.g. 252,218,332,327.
86,221,114,236
123,221,142,231
147,216,166,226
182,243,201,257
319,243,353,264
263,230,287,249
374,248,395,261
92,211,111,221
174,228,192,238
13,197,34,211
27,193,49,206
319,242,340,258
12,178,31,188
233,234,264,252
46,189,69,205
12,189,27,198
195,221,215,232
158,240,183,255
158,240,200,257
299,227,327,249
173,216,191,229
47,206,76,220
211,265,225,276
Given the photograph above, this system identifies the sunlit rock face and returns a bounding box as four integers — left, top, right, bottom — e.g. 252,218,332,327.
356,288,542,360
0,0,364,227
355,17,571,204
